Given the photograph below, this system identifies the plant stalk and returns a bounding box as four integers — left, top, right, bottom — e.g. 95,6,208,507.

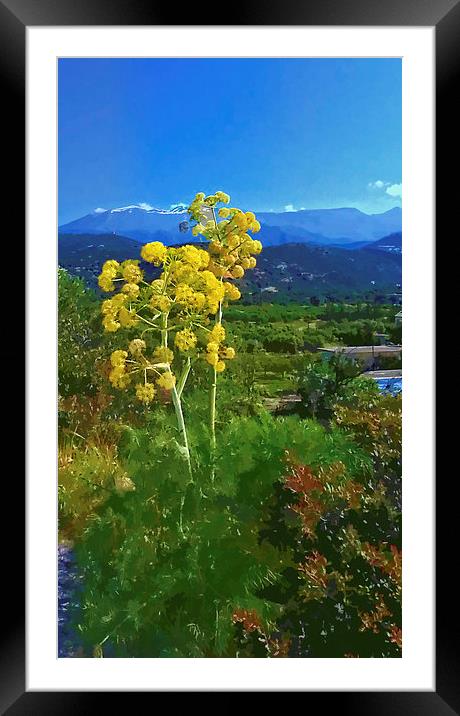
172,383,193,479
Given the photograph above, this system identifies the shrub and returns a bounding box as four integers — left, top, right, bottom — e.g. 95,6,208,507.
70,413,371,657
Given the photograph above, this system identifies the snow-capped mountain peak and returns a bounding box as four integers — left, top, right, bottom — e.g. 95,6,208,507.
106,203,187,215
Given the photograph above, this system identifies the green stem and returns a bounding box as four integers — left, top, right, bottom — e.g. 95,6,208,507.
210,300,223,456
177,357,191,399
172,383,193,479
160,311,192,478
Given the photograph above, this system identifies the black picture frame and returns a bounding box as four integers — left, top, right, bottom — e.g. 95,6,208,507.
4,0,452,710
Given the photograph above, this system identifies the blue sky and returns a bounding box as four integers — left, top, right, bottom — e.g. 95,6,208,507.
58,58,401,225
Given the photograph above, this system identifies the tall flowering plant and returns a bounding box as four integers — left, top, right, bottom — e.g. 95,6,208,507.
96,190,262,470
186,191,262,447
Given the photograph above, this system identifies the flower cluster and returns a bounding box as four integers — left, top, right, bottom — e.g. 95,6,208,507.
204,324,235,373
187,192,262,286
96,191,262,403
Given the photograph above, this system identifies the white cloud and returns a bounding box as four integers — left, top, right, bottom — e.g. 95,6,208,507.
284,204,295,212
385,183,402,199
138,202,155,211
93,207,107,213
368,180,385,189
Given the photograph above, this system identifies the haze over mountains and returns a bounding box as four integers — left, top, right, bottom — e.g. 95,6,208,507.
59,205,402,249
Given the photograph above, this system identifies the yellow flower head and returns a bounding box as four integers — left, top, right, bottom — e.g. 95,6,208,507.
122,282,140,299
150,295,172,313
135,383,156,404
156,371,176,391
109,365,131,388
174,328,197,352
209,324,225,344
223,282,241,301
122,262,143,284
118,306,138,328
223,347,236,360
205,351,219,367
110,350,128,367
215,360,226,373
231,265,245,279
103,317,120,332
102,260,120,276
141,241,167,266
98,273,115,292
215,191,230,204
178,245,209,269
153,346,174,364
128,339,146,356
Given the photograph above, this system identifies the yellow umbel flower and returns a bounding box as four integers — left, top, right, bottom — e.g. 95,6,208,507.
122,282,140,299
153,346,174,364
215,191,230,204
206,341,220,353
223,347,236,360
103,317,120,332
231,265,245,279
109,364,131,388
110,350,128,367
98,273,115,292
150,295,171,312
223,283,241,301
215,360,226,373
118,306,138,328
135,383,156,404
174,328,197,352
178,245,209,269
102,260,120,274
129,339,146,356
141,241,167,265
156,371,176,390
122,262,143,284
205,351,219,367
209,324,225,344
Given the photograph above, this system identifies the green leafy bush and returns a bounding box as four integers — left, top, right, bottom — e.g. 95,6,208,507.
70,412,371,657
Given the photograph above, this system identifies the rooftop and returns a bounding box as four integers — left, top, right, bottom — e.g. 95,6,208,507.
319,345,402,354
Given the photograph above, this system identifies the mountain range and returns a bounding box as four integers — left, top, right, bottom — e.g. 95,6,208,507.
58,231,402,302
59,204,402,249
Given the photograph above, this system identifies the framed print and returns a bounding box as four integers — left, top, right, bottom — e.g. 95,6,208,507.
3,0,454,708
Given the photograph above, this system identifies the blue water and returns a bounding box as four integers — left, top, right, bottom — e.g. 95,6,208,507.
375,377,402,395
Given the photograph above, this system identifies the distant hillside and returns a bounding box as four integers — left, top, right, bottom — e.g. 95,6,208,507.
59,232,401,301
370,232,402,253
239,243,401,301
59,204,402,249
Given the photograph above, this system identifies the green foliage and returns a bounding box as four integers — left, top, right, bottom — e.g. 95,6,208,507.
58,268,103,398
296,355,365,421
70,413,371,657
